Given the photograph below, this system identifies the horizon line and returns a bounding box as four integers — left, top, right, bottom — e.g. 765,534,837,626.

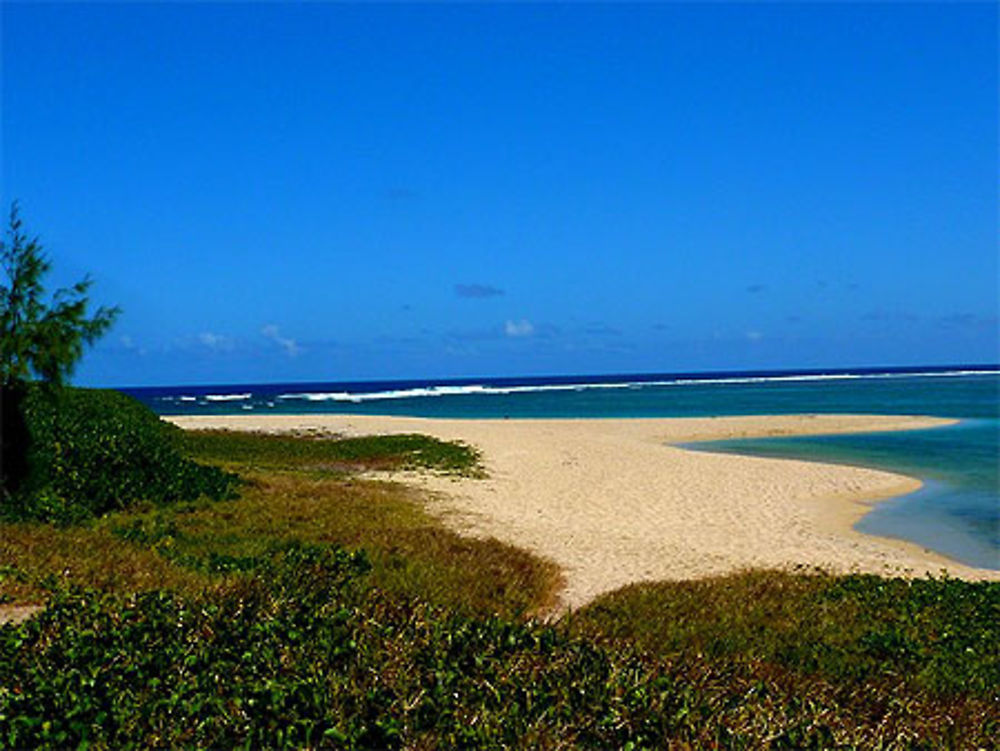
113,362,1000,394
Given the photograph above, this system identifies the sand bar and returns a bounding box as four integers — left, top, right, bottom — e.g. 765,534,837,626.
169,414,1000,610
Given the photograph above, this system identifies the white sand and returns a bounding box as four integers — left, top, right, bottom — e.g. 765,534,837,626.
169,413,1000,610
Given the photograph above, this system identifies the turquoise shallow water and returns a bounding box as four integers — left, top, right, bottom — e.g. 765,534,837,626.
687,418,999,570
131,368,999,570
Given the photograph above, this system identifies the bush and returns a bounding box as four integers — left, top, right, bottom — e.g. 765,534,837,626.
2,385,236,523
572,569,1000,699
3,548,997,749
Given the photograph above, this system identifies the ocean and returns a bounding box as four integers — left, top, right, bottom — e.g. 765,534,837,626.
127,365,1000,571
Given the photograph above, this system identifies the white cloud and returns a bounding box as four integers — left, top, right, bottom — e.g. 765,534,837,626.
746,330,763,342
504,319,534,338
261,324,301,357
198,331,235,351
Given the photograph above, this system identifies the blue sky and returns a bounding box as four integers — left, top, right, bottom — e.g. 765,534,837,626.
3,2,997,387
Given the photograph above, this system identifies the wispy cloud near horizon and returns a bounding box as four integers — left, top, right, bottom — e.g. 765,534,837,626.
261,324,301,357
197,332,235,352
504,319,534,337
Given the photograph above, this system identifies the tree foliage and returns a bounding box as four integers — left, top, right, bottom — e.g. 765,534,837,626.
1,202,121,500
0,202,120,387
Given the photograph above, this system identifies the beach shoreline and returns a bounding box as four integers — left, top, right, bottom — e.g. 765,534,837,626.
168,413,999,610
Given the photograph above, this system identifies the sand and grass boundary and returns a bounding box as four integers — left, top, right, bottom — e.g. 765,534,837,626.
168,413,999,610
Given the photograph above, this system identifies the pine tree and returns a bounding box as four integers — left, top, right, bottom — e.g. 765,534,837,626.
1,202,120,496
1,202,120,387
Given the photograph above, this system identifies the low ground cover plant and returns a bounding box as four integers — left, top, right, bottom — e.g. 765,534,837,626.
571,569,1000,700
3,544,998,749
181,428,484,476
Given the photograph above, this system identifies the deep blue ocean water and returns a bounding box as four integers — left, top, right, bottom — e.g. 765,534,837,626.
126,365,999,570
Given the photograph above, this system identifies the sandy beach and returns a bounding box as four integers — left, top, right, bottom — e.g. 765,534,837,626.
169,413,1000,610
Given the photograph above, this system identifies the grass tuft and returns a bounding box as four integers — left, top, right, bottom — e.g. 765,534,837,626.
180,429,485,476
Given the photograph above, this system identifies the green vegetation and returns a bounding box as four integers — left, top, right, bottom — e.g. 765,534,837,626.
3,548,998,748
1,201,134,521
0,202,119,388
2,428,998,748
570,568,1000,698
181,428,485,476
0,428,554,618
2,386,236,525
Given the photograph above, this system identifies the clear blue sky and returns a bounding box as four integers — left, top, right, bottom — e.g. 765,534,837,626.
3,2,997,387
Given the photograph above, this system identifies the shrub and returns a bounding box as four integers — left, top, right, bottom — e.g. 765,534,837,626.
571,569,1000,699
3,548,997,749
2,385,236,523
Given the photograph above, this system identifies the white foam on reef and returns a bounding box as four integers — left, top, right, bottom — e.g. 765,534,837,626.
666,369,992,387
270,369,995,403
276,382,636,403
204,393,252,402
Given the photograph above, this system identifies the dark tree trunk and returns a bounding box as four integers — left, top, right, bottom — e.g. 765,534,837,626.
1,382,30,499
